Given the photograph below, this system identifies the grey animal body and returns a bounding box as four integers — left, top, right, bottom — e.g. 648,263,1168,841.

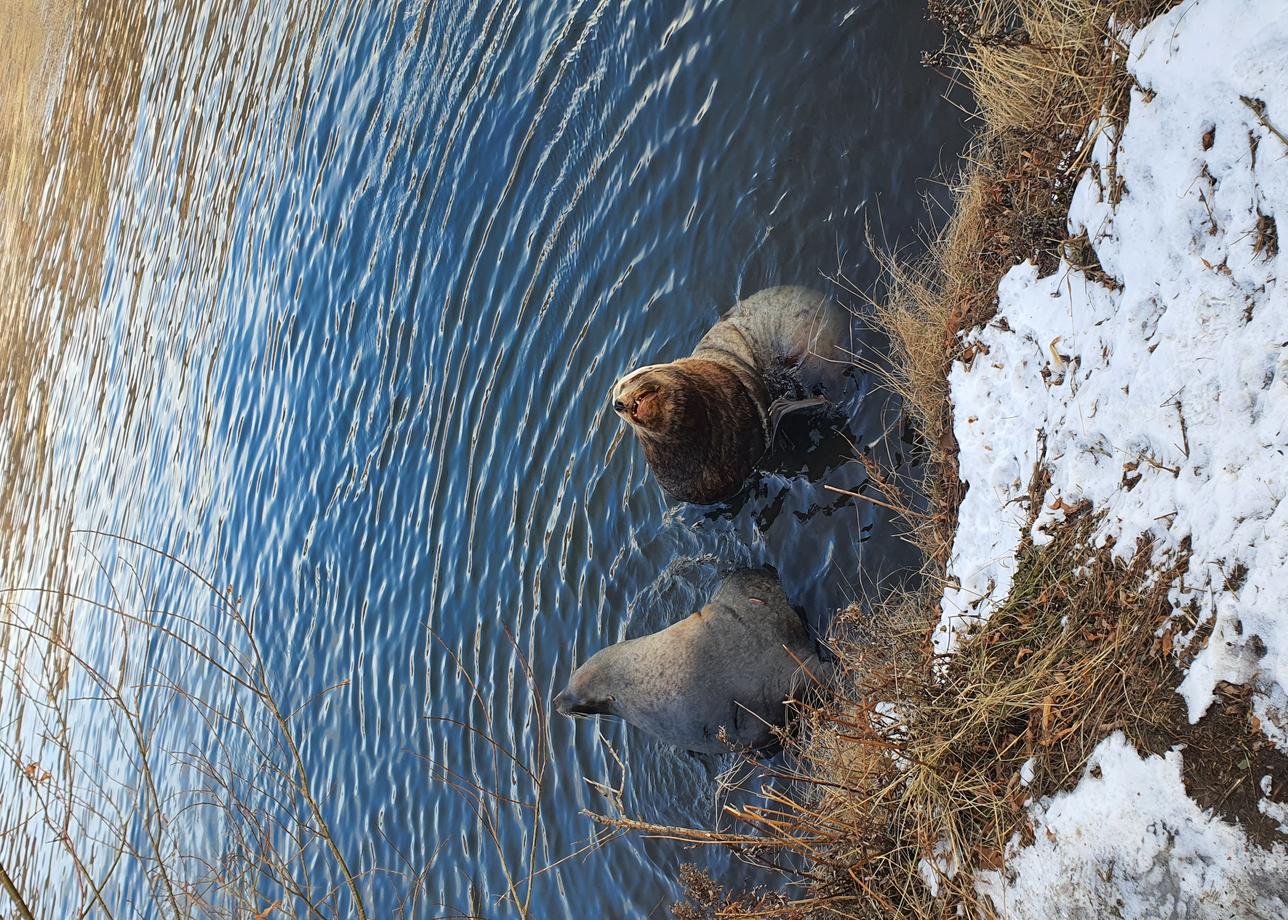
611,286,852,504
554,569,829,754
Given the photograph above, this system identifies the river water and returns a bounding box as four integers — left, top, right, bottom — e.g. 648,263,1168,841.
0,1,965,916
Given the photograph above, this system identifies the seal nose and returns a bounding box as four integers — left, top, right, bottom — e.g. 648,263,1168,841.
554,687,578,716
612,398,626,413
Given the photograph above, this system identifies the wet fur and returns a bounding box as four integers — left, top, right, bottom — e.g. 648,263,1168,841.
619,360,768,504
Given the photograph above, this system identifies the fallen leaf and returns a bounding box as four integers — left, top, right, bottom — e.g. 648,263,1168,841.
977,846,1003,870
1048,336,1067,368
1046,496,1089,515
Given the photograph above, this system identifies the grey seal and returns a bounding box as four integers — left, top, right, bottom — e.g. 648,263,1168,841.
611,286,852,504
554,569,829,754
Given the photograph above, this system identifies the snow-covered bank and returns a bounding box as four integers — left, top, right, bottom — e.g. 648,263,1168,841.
982,733,1288,919
939,0,1288,911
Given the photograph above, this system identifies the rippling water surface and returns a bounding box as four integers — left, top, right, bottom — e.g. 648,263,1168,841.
0,0,966,915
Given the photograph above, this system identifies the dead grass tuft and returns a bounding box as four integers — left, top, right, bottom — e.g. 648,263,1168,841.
0,532,560,919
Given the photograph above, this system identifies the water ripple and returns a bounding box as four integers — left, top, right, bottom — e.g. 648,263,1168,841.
0,1,966,916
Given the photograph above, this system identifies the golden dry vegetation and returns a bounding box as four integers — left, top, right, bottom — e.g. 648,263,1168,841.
873,0,1170,566
0,0,147,583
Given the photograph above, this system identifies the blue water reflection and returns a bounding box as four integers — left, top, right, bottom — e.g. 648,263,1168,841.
4,1,965,915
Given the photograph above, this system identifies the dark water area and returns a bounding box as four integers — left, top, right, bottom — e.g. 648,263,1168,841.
0,0,967,916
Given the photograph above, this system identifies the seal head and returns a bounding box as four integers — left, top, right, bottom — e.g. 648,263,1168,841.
611,359,768,504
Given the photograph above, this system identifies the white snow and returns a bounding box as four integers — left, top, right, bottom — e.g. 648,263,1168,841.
1017,756,1035,789
936,0,1288,911
979,733,1288,919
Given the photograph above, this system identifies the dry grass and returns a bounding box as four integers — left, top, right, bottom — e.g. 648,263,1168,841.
0,533,374,918
0,529,561,919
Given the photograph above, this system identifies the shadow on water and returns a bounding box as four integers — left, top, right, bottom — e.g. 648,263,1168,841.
0,0,968,916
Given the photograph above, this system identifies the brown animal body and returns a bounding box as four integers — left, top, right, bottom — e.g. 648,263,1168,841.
612,286,850,503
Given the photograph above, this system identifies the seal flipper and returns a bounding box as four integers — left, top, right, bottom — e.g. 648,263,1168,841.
767,395,828,445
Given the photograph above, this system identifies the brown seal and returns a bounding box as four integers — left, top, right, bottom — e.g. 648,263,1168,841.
611,286,851,503
553,568,830,754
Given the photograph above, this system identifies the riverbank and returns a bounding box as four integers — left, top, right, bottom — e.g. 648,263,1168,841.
670,0,1288,916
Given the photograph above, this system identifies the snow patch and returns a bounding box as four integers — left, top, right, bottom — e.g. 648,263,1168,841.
980,734,1288,920
939,0,1288,728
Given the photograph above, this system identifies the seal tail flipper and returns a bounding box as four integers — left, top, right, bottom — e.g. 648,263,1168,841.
767,395,828,444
